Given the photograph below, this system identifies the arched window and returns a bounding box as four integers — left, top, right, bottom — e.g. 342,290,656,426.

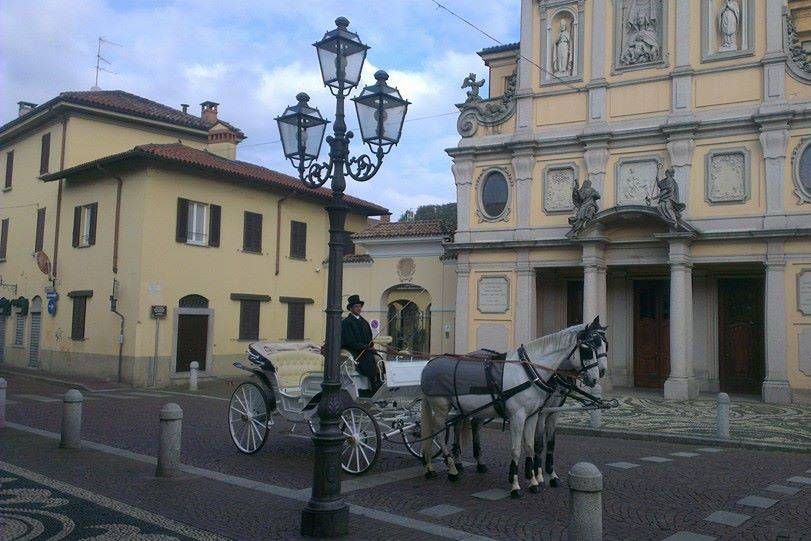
179,294,209,309
476,168,512,221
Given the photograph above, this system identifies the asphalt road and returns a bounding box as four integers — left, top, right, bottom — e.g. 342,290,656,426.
2,374,810,541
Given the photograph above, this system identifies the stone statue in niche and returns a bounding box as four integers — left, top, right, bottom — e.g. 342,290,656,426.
461,73,485,102
554,19,574,76
718,0,740,52
568,176,601,235
620,0,661,66
646,165,685,226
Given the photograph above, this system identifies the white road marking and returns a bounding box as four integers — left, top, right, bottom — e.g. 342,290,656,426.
13,394,61,403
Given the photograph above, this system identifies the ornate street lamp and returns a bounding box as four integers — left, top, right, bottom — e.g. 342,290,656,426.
275,16,408,538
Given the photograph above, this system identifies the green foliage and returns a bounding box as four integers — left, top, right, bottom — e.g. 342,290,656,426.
398,203,457,231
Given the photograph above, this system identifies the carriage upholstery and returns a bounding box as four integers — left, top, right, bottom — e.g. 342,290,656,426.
268,351,324,389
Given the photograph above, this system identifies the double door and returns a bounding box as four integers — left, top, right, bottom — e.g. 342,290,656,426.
633,280,670,388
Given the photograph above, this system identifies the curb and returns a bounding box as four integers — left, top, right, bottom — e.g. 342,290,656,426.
0,368,125,393
557,425,811,454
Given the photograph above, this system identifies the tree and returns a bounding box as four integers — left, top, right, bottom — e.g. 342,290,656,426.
398,209,416,222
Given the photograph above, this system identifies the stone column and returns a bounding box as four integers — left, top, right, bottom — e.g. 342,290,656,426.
512,149,535,240
664,237,699,400
763,242,792,403
454,254,471,354
582,137,609,196
452,157,474,243
581,240,607,325
515,0,535,132
666,134,696,217
515,250,537,345
758,122,790,229
587,0,608,124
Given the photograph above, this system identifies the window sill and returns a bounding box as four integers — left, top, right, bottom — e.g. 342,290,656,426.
75,243,94,249
70,338,87,342
289,256,307,261
240,249,263,255
184,241,210,248
0,259,6,263
2,187,10,193
12,344,25,349
236,338,260,342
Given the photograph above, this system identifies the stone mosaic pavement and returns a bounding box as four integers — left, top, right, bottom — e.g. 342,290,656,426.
557,390,811,448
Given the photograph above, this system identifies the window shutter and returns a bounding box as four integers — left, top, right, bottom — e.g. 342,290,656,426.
287,302,305,340
71,297,86,340
40,133,51,174
35,207,46,252
176,198,189,242
208,204,221,247
88,203,98,246
4,151,13,189
243,212,262,252
239,300,260,340
0,218,8,260
72,206,81,247
290,221,307,259
253,213,263,252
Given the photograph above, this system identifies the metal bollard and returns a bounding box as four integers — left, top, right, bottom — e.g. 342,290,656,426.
156,403,183,477
567,462,603,541
0,378,7,429
60,389,83,449
716,392,730,439
189,361,199,391
589,383,602,429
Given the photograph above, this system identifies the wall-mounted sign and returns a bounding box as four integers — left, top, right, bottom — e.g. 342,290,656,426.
370,319,380,332
47,298,57,316
477,276,510,314
151,305,168,319
799,270,811,316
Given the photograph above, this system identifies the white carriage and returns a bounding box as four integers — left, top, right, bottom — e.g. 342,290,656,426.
228,339,441,475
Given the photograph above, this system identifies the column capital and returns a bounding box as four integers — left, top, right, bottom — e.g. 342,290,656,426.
511,152,535,183
452,157,475,186
758,127,790,160
666,138,695,167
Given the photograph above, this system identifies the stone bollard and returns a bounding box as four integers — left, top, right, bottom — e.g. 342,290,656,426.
567,462,603,541
156,403,183,477
189,361,199,391
716,392,730,439
589,383,602,429
60,389,83,449
0,378,7,429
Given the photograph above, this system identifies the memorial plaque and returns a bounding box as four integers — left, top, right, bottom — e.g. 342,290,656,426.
799,328,811,377
478,276,510,313
799,270,811,316
151,305,168,319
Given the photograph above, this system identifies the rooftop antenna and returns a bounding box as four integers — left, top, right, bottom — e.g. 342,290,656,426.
93,36,122,90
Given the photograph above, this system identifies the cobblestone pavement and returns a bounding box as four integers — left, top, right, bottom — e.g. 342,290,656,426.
2,374,811,540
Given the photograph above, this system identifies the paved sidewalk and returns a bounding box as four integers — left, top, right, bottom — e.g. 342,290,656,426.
0,365,128,392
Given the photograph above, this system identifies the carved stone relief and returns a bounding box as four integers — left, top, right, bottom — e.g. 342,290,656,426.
701,0,755,62
397,258,416,282
614,0,667,71
786,8,811,83
706,148,749,203
456,69,517,137
543,164,576,213
615,157,660,206
791,138,811,204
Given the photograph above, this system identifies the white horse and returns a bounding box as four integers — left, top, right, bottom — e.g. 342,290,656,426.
420,318,604,498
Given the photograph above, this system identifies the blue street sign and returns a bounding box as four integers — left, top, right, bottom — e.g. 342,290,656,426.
47,298,57,315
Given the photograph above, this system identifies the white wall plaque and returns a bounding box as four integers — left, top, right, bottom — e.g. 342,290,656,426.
799,328,811,377
616,157,659,206
799,270,811,316
477,276,510,314
544,164,576,213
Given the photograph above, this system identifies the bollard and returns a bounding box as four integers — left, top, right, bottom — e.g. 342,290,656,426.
0,378,6,429
568,462,603,541
589,383,602,429
156,403,183,477
60,389,83,449
189,361,199,391
716,392,730,439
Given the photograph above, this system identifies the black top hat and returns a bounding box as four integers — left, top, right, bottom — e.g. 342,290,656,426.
346,294,364,310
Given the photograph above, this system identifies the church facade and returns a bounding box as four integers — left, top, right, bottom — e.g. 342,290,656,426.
448,0,811,403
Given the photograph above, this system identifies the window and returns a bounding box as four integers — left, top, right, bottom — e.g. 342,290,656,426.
71,297,87,340
480,171,509,219
0,218,8,261
243,211,263,253
14,312,25,346
239,300,260,340
343,231,356,256
286,302,306,340
176,198,220,247
290,221,307,259
35,207,46,252
72,203,97,247
4,150,12,189
40,133,51,174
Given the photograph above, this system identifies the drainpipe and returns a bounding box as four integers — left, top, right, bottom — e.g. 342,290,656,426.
52,114,69,280
275,194,291,276
110,292,125,384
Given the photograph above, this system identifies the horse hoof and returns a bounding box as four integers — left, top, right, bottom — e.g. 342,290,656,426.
476,464,488,474
510,489,523,499
455,462,464,473
447,472,460,482
424,471,438,480
549,478,559,488
528,484,540,494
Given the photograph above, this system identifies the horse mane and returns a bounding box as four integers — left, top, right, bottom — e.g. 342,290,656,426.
509,323,586,368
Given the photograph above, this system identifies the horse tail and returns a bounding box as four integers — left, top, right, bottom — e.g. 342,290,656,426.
420,397,435,465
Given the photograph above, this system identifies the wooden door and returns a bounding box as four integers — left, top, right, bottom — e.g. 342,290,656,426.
718,278,764,394
28,312,41,368
176,314,208,372
633,280,670,388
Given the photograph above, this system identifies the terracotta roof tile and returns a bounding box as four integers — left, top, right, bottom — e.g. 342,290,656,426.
353,219,448,239
343,254,374,263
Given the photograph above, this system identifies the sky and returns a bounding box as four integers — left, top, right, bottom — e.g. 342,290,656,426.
0,0,520,217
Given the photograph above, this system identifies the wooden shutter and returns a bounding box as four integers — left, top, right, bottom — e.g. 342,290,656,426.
71,297,86,340
4,151,13,189
72,206,81,247
88,203,98,246
35,207,46,252
176,198,189,242
290,221,307,259
40,133,51,174
208,204,221,247
243,211,262,252
0,218,8,260
287,302,305,340
239,300,260,340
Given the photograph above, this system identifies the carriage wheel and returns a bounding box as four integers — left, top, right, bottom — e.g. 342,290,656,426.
228,382,271,454
339,405,381,475
402,398,442,460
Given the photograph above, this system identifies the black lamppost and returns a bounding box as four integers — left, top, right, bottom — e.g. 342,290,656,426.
275,17,409,538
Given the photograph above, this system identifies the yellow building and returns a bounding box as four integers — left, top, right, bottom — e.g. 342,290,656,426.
449,1,811,403
0,91,384,386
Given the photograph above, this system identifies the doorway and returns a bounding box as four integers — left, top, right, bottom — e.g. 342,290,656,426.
174,295,211,372
633,280,670,388
718,277,764,394
28,297,42,368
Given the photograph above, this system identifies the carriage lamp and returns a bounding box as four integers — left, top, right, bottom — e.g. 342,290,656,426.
275,93,329,173
313,16,369,95
352,70,410,155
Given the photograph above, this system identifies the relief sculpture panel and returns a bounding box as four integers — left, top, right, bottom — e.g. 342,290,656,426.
616,158,659,206
707,149,748,203
544,164,576,213
614,0,667,71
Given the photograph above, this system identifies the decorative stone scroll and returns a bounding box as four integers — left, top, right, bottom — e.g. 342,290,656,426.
799,270,811,316
613,0,668,72
544,163,577,213
786,8,811,84
706,148,749,203
456,69,517,138
791,138,811,204
477,276,510,314
615,156,660,206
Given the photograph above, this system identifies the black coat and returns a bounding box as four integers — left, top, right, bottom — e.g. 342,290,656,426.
341,314,377,377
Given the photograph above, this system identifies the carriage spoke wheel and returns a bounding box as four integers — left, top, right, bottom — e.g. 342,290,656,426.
402,398,442,460
228,382,270,454
339,405,381,475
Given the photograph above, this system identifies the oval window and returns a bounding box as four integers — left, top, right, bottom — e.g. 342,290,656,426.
481,171,509,218
800,144,811,193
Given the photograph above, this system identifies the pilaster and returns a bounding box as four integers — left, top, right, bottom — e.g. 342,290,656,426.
516,0,535,132
514,250,537,346
757,117,791,228
762,1,787,103
580,238,607,326
663,236,699,400
512,149,535,238
452,157,475,239
454,253,471,354
670,0,694,118
581,135,610,196
763,241,792,404
587,0,608,124
665,132,696,216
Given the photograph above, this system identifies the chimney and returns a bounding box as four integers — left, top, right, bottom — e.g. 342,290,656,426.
18,101,37,117
206,126,239,160
181,103,189,114
380,214,391,223
200,101,219,124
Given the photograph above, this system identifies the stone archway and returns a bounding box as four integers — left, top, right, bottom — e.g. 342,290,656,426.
173,294,213,372
381,284,432,354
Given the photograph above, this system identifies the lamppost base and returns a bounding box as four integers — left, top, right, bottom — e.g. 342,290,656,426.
301,503,349,537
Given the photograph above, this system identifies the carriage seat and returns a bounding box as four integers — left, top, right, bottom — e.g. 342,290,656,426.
268,351,324,389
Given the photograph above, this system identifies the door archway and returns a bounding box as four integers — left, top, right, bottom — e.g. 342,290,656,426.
174,294,212,372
